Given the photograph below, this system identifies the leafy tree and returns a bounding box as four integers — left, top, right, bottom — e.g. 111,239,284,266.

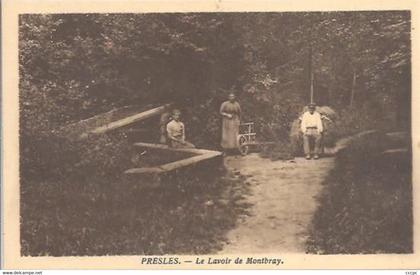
20,11,410,143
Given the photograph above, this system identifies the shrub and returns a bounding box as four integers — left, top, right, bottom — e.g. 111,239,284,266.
20,128,247,256
306,132,412,253
20,132,133,182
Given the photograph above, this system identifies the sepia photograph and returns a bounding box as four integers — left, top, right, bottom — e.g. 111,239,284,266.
17,10,412,257
2,0,420,270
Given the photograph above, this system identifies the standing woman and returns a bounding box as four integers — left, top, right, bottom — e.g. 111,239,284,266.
220,93,241,153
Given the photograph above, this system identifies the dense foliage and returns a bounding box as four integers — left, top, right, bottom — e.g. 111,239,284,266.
19,12,411,255
306,132,412,253
20,12,410,144
21,161,250,255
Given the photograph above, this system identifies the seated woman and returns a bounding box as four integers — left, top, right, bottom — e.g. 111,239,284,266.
166,109,195,149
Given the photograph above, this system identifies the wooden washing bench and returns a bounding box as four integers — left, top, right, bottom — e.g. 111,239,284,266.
122,142,223,187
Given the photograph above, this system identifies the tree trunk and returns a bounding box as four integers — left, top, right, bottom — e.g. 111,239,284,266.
310,72,314,104
308,45,313,103
327,56,337,105
350,71,357,107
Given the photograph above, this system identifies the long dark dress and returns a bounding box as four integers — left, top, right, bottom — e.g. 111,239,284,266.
220,101,241,149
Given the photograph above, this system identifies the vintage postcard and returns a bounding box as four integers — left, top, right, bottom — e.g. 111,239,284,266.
1,0,419,270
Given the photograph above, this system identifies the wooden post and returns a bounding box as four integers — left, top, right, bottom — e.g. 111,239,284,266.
310,72,314,104
350,71,356,107
308,44,313,104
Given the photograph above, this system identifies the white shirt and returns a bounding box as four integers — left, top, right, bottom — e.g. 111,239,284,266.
166,120,185,140
300,111,323,133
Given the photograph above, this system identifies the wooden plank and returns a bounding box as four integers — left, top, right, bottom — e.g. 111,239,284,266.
125,141,223,175
90,104,171,135
123,152,221,175
133,142,171,150
159,152,222,172
124,142,222,175
133,142,222,155
124,167,164,175
382,148,409,155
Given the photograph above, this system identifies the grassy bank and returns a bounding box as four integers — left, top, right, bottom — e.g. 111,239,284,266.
20,133,248,256
306,132,412,254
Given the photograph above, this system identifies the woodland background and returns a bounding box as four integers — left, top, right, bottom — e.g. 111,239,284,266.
19,12,412,255
20,12,411,145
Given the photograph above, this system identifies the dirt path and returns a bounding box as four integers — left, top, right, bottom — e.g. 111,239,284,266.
219,131,376,254
219,154,335,254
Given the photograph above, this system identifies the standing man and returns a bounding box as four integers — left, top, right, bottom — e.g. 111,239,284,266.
300,103,323,159
166,109,195,148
